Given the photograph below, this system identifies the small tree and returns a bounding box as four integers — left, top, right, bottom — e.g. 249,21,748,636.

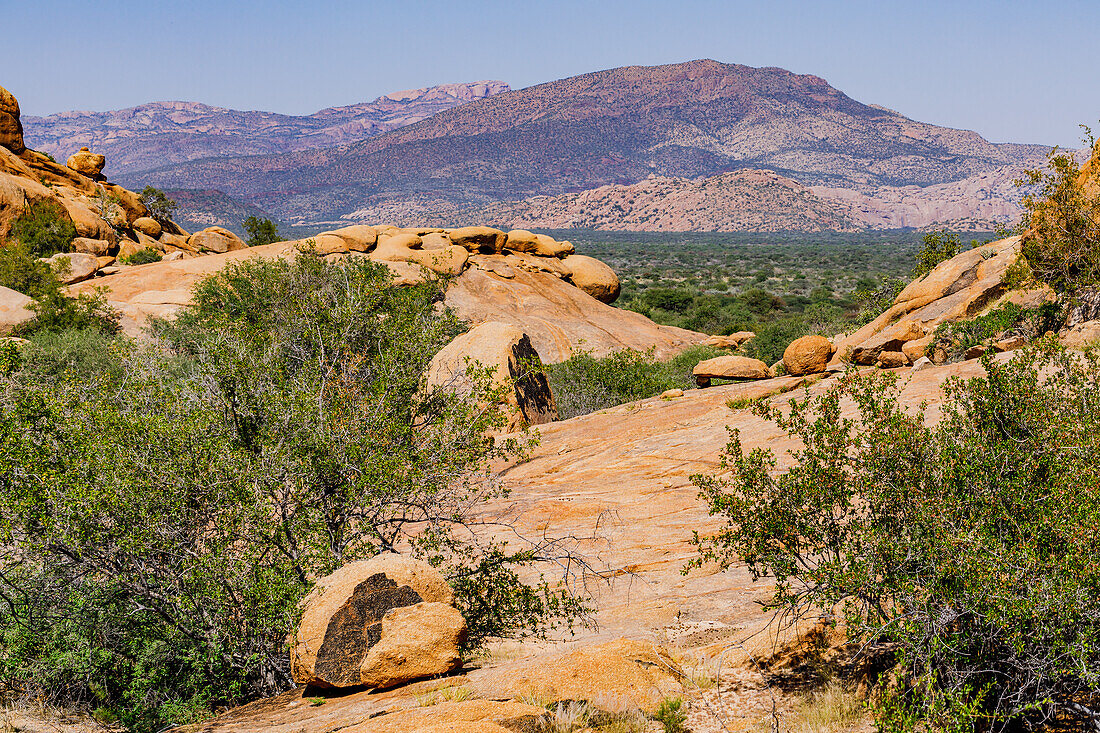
1018,128,1100,298
241,216,280,247
139,186,178,225
0,254,583,730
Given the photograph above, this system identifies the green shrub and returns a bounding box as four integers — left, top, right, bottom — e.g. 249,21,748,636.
652,697,687,733
692,345,1100,732
120,247,163,265
0,240,61,299
545,346,720,419
0,242,119,336
8,200,77,257
242,216,281,247
0,254,582,730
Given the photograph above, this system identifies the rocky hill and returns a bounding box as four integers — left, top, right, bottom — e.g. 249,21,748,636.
369,169,866,232
123,59,1049,227
22,81,509,177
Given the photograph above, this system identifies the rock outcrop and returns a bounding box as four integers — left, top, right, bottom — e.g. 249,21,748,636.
1,86,190,286
0,85,25,154
71,228,701,360
426,321,557,429
291,555,456,689
831,236,1037,367
66,147,106,179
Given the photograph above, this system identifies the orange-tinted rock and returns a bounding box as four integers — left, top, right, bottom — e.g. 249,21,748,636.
0,286,34,334
66,147,105,178
693,355,771,386
782,334,833,375
291,555,453,688
448,226,507,253
189,226,246,254
358,602,466,688
0,85,24,154
561,254,620,303
876,351,908,368
426,321,557,428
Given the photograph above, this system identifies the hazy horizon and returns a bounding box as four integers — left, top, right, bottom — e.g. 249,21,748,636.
4,0,1099,148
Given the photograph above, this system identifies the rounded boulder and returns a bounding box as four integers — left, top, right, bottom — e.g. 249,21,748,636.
782,335,834,375
562,254,620,303
188,226,246,254
66,147,106,178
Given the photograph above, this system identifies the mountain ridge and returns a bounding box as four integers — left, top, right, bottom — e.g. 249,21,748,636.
22,81,510,176
121,59,1050,227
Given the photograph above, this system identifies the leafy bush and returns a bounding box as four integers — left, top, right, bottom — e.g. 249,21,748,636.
139,186,177,225
242,216,281,247
8,200,77,257
0,254,583,730
692,345,1100,732
652,697,687,733
0,241,60,299
545,346,720,419
851,275,906,326
120,247,162,265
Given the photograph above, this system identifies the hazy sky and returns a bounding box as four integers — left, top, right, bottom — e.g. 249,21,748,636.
4,0,1097,147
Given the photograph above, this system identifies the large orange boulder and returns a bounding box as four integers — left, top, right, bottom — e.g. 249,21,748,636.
426,321,558,428
562,254,620,303
447,226,507,254
693,354,771,386
66,147,106,179
188,226,247,254
782,335,833,375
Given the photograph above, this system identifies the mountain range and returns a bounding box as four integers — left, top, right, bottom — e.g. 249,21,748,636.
22,81,509,176
23,60,1052,231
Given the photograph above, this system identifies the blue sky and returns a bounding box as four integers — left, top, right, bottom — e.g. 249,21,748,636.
4,0,1097,147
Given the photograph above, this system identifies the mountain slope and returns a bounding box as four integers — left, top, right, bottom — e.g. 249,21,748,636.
22,81,509,176
126,59,1049,225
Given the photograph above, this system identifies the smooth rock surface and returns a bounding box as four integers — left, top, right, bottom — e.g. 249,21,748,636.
692,355,771,386
561,254,621,303
0,286,34,334
189,226,247,254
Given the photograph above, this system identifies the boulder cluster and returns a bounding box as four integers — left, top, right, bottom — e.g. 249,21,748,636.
284,224,620,304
